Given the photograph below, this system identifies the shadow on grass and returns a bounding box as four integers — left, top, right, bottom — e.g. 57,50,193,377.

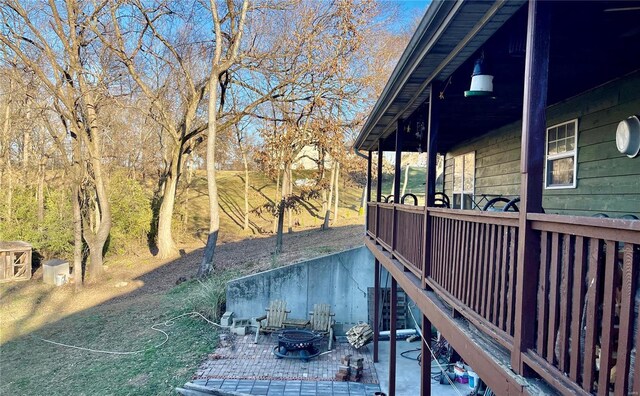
0,224,365,396
218,189,264,235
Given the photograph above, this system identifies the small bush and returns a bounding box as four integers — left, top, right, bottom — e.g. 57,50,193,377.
40,189,73,257
0,187,73,260
108,173,152,255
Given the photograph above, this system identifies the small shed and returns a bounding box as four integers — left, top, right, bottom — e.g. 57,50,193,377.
0,241,32,283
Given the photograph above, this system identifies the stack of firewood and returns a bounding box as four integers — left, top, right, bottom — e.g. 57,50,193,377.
346,322,373,349
335,355,364,382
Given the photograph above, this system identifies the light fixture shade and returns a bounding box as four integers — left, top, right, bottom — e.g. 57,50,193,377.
469,74,494,92
464,57,495,98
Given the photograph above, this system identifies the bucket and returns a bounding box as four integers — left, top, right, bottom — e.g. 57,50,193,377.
468,371,479,389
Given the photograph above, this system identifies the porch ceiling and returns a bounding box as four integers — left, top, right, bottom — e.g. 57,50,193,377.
357,0,640,154
355,0,527,152
437,0,640,153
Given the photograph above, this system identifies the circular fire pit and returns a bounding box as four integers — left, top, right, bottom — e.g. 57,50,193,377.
273,329,323,362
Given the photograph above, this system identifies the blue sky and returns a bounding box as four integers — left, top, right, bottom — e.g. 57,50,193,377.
397,0,431,20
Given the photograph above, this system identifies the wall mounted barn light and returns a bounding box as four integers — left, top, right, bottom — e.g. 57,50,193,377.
464,52,495,99
616,115,640,158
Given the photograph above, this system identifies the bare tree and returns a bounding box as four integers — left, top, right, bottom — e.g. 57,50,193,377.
1,1,113,279
100,0,210,259
233,123,251,231
198,0,249,277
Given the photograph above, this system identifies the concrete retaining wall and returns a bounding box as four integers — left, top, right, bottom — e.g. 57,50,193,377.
226,246,374,333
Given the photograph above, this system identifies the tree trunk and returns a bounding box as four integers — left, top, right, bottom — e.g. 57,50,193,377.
93,194,101,233
198,71,221,278
319,149,327,226
272,169,281,234
82,189,108,280
401,164,410,197
323,163,336,230
280,164,289,201
2,91,12,223
287,166,293,233
87,240,104,280
72,184,83,290
66,64,111,281
37,161,44,230
275,199,285,254
321,189,327,226
333,162,339,223
242,149,250,231
79,123,111,280
22,124,30,175
6,166,12,223
183,158,194,230
275,162,291,252
156,149,180,259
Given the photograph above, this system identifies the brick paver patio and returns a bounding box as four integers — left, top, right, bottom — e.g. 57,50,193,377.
187,334,382,395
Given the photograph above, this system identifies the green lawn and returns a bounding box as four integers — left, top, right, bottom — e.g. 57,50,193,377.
377,166,427,203
0,276,227,396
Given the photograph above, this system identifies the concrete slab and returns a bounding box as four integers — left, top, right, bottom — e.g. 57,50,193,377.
374,340,472,396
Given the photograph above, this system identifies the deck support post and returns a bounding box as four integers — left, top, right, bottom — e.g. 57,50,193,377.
376,144,383,240
393,120,404,203
375,142,383,240
512,0,550,374
377,145,383,203
423,84,440,287
420,314,432,396
373,258,380,363
389,276,398,396
392,120,404,253
365,150,372,231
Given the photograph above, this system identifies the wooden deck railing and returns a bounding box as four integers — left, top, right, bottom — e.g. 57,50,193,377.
523,214,640,396
366,202,377,237
377,203,394,250
369,203,425,276
366,203,640,395
394,205,424,276
427,208,520,348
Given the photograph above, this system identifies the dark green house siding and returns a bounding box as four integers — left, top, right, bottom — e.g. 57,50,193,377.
443,71,640,217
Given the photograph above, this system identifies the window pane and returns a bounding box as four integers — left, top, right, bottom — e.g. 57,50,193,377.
548,127,557,142
548,141,557,155
547,157,574,186
558,124,566,140
454,156,463,192
566,138,575,151
463,193,474,210
453,193,462,209
566,122,575,137
463,154,474,192
557,139,566,153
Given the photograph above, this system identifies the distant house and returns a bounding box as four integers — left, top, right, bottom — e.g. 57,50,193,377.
356,1,640,395
291,145,332,170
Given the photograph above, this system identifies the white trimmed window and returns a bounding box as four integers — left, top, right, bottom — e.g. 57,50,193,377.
453,152,475,209
545,119,578,189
